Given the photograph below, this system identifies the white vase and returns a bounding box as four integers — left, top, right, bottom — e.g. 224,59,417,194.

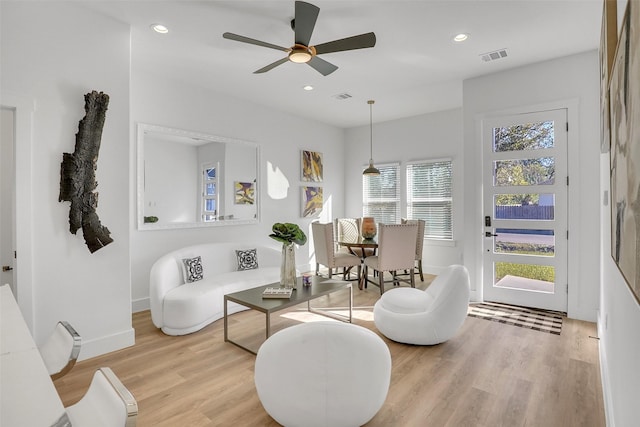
281,243,297,289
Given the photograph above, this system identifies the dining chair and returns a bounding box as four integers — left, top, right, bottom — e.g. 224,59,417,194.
334,217,375,257
401,218,426,281
363,223,419,294
39,320,82,380
312,222,362,280
65,367,138,427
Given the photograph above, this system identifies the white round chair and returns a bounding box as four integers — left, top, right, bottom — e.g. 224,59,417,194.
373,264,470,345
254,321,391,427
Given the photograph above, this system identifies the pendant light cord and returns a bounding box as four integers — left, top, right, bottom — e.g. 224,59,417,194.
369,100,374,163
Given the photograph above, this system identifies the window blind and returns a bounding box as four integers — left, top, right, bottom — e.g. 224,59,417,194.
362,163,400,224
407,160,453,239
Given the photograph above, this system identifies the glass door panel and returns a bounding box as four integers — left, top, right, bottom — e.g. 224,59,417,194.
483,109,568,312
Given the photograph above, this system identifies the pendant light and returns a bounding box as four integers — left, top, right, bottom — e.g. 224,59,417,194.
363,99,380,176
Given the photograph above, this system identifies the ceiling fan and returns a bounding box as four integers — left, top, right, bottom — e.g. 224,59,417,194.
222,1,376,76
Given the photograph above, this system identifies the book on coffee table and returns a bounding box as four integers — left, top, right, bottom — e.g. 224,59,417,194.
262,287,293,299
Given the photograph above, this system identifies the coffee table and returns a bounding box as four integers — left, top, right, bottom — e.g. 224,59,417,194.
224,275,352,354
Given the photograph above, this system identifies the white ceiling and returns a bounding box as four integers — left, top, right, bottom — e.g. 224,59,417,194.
81,0,603,128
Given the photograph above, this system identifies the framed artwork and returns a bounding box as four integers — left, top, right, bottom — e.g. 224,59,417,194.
609,1,640,304
599,0,617,153
301,150,323,182
234,181,255,205
301,186,323,217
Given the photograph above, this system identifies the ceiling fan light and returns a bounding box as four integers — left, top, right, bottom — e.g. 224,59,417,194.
289,48,312,63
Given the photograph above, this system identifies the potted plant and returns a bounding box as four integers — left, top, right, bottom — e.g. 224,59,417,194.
269,223,307,288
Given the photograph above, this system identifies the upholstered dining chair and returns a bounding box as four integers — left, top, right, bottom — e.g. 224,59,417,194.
334,217,375,257
312,222,362,280
401,218,426,281
39,320,82,380
373,264,470,345
65,367,138,427
363,223,418,294
254,321,391,427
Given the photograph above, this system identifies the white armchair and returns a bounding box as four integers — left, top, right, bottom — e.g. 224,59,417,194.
373,264,470,345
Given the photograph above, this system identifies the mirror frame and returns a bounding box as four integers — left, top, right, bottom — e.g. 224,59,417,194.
136,123,261,230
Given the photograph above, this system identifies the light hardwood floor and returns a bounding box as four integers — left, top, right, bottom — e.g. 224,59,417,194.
54,276,605,426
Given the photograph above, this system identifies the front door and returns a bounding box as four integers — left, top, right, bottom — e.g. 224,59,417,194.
482,109,568,312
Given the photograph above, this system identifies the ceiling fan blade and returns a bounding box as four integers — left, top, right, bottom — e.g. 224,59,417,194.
254,57,290,74
294,1,320,46
307,56,338,76
313,32,376,55
223,32,289,52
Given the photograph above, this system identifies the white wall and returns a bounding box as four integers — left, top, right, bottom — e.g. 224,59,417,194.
462,51,601,321
1,2,133,359
130,71,346,311
343,108,464,273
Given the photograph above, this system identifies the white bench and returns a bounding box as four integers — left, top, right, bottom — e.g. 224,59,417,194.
150,243,281,335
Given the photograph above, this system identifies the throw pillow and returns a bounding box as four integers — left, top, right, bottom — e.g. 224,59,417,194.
236,248,259,271
182,256,204,283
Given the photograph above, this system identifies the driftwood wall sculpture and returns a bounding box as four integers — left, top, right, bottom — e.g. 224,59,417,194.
59,90,113,253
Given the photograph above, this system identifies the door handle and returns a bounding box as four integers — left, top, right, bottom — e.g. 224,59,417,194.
2,266,13,272
485,232,498,237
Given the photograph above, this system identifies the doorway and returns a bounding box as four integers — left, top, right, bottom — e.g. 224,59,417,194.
1,107,16,294
482,109,568,312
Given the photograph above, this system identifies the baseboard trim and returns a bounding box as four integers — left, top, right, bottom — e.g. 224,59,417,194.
132,297,150,313
597,310,615,427
78,327,135,361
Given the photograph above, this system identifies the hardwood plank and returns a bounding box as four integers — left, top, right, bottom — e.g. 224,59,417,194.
54,278,605,427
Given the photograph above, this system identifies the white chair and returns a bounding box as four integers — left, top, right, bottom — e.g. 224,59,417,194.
312,222,362,280
40,320,82,380
401,218,426,281
373,264,470,345
65,367,138,427
363,223,418,294
254,321,391,427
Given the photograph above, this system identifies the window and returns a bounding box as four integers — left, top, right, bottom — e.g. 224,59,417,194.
202,163,218,222
406,159,453,240
362,163,400,224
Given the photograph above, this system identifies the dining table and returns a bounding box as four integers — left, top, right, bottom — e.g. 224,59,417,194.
337,236,378,290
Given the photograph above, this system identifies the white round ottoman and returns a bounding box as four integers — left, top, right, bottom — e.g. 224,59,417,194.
254,321,391,427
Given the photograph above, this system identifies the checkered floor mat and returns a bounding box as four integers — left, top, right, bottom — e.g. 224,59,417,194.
467,301,564,335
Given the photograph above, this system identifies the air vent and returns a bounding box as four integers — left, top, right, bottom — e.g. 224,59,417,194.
333,93,353,100
480,49,508,62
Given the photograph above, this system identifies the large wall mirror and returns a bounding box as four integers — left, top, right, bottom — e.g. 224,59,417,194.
137,123,260,230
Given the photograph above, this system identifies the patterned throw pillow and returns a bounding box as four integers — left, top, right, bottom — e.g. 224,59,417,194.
182,256,204,283
236,248,259,271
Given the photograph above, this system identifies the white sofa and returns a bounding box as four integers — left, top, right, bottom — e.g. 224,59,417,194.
150,242,281,335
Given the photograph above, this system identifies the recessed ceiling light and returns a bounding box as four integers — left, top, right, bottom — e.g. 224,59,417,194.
303,85,314,91
151,24,169,34
453,33,469,42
